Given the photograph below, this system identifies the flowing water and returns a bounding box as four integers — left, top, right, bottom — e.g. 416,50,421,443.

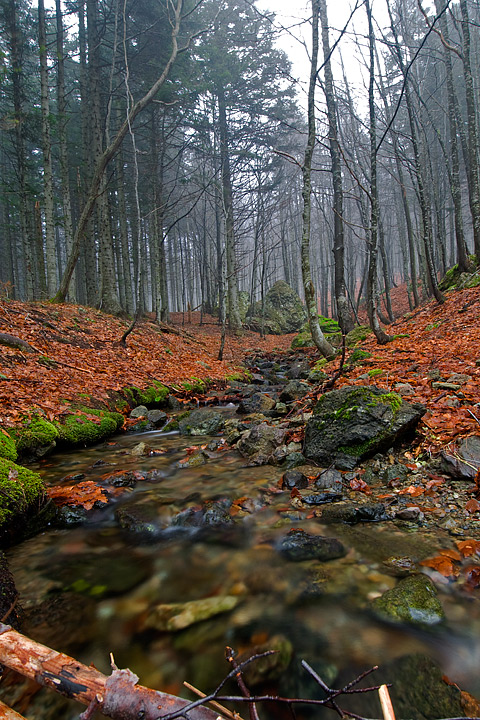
4,419,480,719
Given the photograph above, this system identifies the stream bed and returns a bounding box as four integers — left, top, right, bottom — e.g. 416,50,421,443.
4,418,480,719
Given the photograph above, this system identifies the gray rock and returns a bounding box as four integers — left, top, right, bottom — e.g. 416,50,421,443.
247,281,306,335
178,408,225,436
314,468,343,491
442,435,480,479
147,409,168,426
237,392,277,416
321,502,389,524
281,470,309,490
279,380,311,403
237,423,286,460
287,361,311,380
278,528,346,561
129,405,149,418
303,492,343,505
304,385,425,469
372,574,445,625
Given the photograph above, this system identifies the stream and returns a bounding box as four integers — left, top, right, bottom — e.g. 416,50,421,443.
4,410,480,719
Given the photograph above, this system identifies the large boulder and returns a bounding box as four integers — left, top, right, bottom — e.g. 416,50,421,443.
237,423,286,464
248,281,306,335
303,385,425,470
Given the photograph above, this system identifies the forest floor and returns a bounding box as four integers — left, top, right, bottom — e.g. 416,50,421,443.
0,285,479,458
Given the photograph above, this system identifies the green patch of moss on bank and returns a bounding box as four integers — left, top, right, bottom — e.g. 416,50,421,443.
124,382,169,408
55,408,124,447
0,430,18,461
0,457,46,527
10,415,59,457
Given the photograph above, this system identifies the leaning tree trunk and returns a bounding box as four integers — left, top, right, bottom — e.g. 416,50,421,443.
301,0,335,360
52,0,184,305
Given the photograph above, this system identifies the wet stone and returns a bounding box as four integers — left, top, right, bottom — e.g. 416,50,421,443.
281,470,309,490
314,468,343,491
320,502,389,524
303,492,343,505
237,392,277,416
178,408,225,436
129,405,149,418
278,529,346,562
147,409,168,426
372,574,445,626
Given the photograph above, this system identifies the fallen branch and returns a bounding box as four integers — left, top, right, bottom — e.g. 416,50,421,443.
0,700,27,719
0,623,219,720
0,334,37,354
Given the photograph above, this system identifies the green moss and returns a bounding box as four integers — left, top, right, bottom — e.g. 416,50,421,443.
0,430,17,462
11,416,59,456
226,369,253,382
0,457,46,527
345,325,372,346
334,390,403,457
368,368,384,377
55,409,124,447
126,382,169,407
347,348,372,365
291,331,315,349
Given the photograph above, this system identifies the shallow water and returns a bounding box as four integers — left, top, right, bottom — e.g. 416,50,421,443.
5,425,480,719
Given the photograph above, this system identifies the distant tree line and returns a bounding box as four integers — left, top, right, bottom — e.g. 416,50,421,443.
0,0,479,345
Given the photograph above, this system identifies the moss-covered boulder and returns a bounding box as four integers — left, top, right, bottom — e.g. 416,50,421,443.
0,457,48,542
55,409,124,447
303,385,426,470
372,574,445,626
248,281,306,335
10,415,59,458
0,429,18,461
377,654,466,720
124,382,169,408
291,316,342,349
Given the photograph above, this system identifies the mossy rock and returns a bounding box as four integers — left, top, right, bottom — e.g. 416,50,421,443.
304,385,425,469
346,348,372,366
345,325,372,346
10,415,59,458
372,574,445,626
55,409,124,447
291,331,316,349
248,281,306,335
439,257,479,291
0,457,47,538
0,429,18,461
124,382,169,408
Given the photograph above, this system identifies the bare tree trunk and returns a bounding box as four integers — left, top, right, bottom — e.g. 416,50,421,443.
216,84,242,334
38,0,57,296
318,0,353,334
301,0,335,360
365,0,390,344
55,0,76,298
459,0,480,262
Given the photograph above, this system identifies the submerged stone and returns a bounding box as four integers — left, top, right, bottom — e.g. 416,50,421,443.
144,595,240,631
278,529,346,562
372,574,445,626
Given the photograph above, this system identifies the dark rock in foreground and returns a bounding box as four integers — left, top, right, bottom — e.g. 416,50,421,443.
304,385,425,469
278,528,346,562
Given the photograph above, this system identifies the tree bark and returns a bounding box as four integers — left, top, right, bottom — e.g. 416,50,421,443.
216,84,242,335
318,0,353,334
0,623,217,720
38,0,57,297
301,0,335,360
